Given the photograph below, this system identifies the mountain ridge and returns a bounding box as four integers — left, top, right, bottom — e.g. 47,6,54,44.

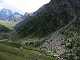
0,8,25,22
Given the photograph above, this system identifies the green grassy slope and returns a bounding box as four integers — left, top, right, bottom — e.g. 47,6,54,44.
0,20,16,30
0,20,15,32
0,42,55,60
0,24,11,32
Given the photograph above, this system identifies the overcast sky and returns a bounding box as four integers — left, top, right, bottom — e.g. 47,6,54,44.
0,0,50,14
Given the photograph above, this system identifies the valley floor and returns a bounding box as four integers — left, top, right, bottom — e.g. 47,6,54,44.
0,41,56,60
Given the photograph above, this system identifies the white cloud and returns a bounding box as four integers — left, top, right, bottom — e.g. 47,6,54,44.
0,0,3,3
0,0,50,13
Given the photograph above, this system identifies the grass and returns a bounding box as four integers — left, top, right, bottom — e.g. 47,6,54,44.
0,42,56,60
0,20,17,30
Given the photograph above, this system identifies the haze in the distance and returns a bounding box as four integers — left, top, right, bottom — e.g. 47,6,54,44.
0,0,50,14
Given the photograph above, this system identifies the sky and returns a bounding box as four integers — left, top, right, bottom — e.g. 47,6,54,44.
0,0,50,14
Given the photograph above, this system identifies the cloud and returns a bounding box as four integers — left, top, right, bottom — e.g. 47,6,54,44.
0,0,3,3
0,0,50,13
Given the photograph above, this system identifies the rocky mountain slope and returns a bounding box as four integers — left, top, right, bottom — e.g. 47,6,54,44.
15,0,80,60
16,0,77,37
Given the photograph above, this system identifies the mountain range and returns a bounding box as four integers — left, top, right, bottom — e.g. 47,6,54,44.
0,8,27,22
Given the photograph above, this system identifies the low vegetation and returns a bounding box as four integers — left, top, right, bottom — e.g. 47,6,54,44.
0,41,56,60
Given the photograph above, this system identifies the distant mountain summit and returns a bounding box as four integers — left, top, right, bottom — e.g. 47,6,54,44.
0,8,25,23
0,8,12,20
